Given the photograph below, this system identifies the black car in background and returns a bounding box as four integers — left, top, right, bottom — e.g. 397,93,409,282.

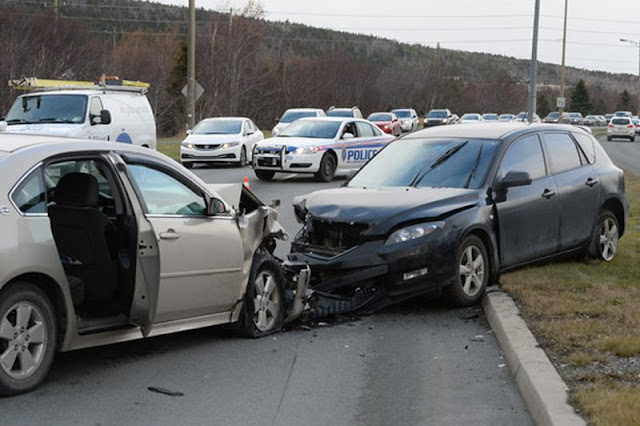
288,123,628,314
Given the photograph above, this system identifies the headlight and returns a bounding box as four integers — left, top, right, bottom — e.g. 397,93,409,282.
385,221,445,246
181,142,194,149
221,142,240,149
294,146,320,155
272,127,280,136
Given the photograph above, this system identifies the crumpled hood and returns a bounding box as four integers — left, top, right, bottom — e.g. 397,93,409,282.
3,123,83,137
293,186,479,235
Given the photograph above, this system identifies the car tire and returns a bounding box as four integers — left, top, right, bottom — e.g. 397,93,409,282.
631,136,635,142
587,210,619,262
0,282,57,397
607,136,612,141
443,235,489,307
314,152,337,182
254,170,275,181
235,146,247,167
238,254,285,338
183,162,193,169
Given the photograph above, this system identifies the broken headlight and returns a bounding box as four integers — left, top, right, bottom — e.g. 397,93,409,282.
384,221,444,246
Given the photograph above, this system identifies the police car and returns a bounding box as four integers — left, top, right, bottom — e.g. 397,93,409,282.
252,117,394,182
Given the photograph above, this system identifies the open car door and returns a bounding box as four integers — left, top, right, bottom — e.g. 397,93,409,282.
111,154,160,336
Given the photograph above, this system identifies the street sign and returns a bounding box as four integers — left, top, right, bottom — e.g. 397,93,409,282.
556,97,566,108
181,81,204,101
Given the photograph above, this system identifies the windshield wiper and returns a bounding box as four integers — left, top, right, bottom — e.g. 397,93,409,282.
38,117,62,123
463,144,484,188
5,119,32,124
409,141,469,186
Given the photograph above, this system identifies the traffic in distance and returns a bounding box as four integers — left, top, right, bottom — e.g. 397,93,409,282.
0,77,631,397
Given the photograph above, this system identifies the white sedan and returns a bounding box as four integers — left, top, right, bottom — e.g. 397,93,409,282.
253,117,394,182
180,117,263,168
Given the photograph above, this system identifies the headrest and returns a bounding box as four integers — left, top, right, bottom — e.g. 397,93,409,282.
54,172,99,207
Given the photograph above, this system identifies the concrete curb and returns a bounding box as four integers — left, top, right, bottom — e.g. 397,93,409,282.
482,287,586,426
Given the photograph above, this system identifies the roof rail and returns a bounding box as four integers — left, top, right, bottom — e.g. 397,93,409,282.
8,76,150,93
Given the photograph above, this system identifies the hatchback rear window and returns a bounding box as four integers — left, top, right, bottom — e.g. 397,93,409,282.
612,118,630,125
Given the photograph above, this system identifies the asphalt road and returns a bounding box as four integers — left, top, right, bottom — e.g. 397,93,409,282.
0,156,535,425
598,133,640,175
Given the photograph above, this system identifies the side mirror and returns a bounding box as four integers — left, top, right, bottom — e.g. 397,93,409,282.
186,129,192,135
343,132,354,139
275,118,280,124
207,198,227,215
496,171,532,190
99,109,111,125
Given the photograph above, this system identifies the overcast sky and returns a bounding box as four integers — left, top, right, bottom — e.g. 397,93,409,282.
155,0,640,76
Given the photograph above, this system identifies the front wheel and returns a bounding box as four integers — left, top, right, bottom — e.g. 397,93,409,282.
607,136,612,141
254,169,275,181
314,153,337,182
235,146,247,167
238,254,285,338
588,210,619,262
443,235,489,307
0,283,57,396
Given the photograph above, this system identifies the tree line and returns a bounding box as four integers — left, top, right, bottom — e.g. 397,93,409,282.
0,0,637,136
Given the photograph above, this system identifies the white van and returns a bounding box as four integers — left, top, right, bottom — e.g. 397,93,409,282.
1,78,157,149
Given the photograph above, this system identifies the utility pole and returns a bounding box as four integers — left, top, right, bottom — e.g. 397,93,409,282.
187,0,196,130
527,0,541,123
559,0,568,117
620,38,640,114
229,8,233,32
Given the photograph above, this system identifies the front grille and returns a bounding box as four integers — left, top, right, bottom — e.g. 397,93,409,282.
194,144,220,150
257,157,282,167
308,219,369,251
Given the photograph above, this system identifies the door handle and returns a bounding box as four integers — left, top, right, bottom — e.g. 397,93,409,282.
542,189,556,199
586,178,599,187
159,230,180,240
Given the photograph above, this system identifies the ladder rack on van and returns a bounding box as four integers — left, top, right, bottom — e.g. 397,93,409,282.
8,76,150,94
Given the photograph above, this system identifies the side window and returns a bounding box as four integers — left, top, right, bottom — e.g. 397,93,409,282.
356,122,375,137
543,133,582,174
90,97,103,118
128,163,206,216
11,168,46,214
573,133,596,164
342,122,358,138
45,159,114,199
248,120,258,132
499,134,546,180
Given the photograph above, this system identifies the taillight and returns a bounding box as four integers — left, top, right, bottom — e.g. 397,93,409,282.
627,124,634,128
608,124,614,128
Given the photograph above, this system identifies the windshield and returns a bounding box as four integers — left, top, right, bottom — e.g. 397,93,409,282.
368,113,393,121
192,120,242,134
393,110,411,118
348,138,501,189
569,113,581,118
5,94,87,125
280,110,317,123
326,110,353,117
427,110,447,119
483,114,498,120
546,112,559,118
278,120,341,139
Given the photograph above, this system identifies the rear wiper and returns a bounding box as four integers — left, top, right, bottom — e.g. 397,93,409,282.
410,141,469,186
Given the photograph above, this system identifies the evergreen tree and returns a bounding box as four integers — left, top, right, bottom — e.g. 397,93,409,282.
593,99,608,115
537,94,551,118
570,79,591,115
616,90,633,112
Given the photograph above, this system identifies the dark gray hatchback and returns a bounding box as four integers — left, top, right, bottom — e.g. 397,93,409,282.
287,123,629,315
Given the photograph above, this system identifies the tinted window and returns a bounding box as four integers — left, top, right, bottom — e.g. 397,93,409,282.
427,110,447,118
128,164,206,216
392,110,411,118
499,135,546,180
368,113,393,121
573,133,596,164
356,122,375,137
348,138,501,189
611,118,630,125
12,168,46,214
543,133,582,174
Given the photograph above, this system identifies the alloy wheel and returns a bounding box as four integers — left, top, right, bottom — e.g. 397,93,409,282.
598,217,618,261
458,245,485,297
253,271,281,332
0,302,47,380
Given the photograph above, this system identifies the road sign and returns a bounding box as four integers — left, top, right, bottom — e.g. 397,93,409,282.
556,97,566,108
181,81,204,101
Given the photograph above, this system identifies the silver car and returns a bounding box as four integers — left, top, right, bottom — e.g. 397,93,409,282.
0,134,309,396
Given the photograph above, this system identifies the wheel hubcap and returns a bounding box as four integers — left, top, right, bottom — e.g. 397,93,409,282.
253,272,280,332
0,302,47,379
599,218,618,261
459,246,485,297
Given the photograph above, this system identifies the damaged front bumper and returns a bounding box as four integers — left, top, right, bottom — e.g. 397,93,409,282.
286,234,458,317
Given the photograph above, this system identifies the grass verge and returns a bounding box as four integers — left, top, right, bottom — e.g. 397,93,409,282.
500,171,640,425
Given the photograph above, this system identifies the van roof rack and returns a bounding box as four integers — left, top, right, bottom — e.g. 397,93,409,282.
8,76,150,93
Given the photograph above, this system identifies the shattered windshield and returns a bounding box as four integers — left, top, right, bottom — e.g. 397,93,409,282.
5,94,87,125
348,138,501,189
